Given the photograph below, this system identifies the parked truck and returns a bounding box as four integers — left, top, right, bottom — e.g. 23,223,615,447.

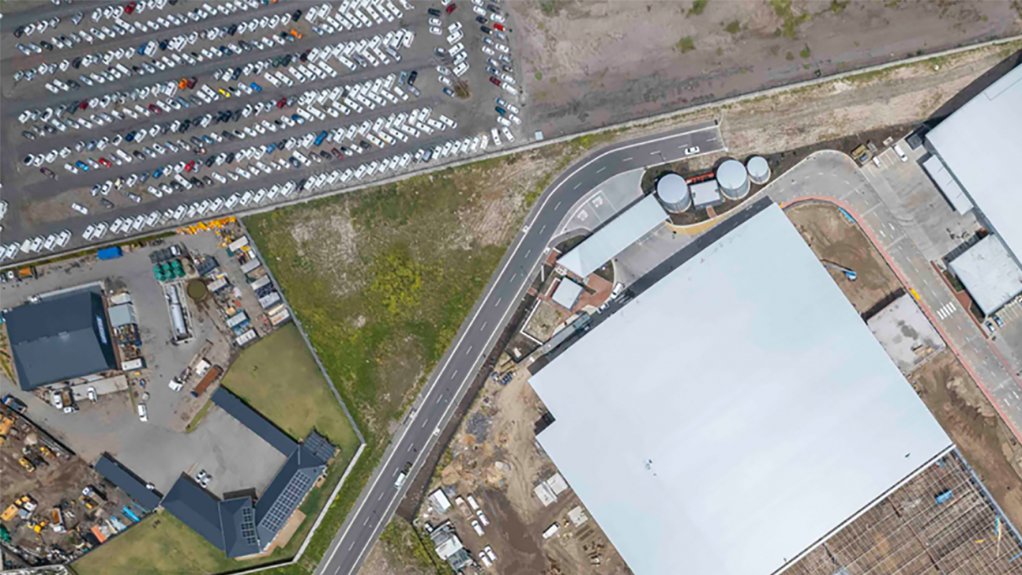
190,365,223,398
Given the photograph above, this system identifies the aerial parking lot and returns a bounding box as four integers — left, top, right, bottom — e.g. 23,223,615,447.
0,0,524,265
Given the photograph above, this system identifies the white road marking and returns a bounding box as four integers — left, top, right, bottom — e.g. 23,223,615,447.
323,126,723,575
596,166,606,174
553,201,561,210
621,156,633,161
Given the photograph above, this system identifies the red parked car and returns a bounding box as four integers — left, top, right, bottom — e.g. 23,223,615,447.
488,76,501,86
124,1,137,14
184,160,196,172
98,157,112,168
493,22,505,31
276,97,287,108
445,2,456,13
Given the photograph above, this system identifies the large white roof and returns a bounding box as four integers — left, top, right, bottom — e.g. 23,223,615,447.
557,195,667,278
926,64,1022,259
531,203,953,575
949,234,1022,316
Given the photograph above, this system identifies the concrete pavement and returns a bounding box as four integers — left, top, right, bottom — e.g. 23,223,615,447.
314,121,724,575
763,151,1022,440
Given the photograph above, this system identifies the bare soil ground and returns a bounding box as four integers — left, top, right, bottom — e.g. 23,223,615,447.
786,202,901,315
410,370,629,575
909,351,1022,530
522,299,571,341
510,0,1022,136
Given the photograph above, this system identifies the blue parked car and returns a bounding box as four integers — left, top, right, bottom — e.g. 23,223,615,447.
314,130,328,146
152,167,164,178
249,81,262,93
291,113,305,124
75,160,89,171
265,143,276,154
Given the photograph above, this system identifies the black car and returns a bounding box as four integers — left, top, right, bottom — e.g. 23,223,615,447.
476,16,487,24
427,7,441,16
21,130,35,140
292,8,302,21
204,156,217,167
408,70,418,85
480,25,492,34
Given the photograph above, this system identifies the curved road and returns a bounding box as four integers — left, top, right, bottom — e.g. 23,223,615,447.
316,121,724,575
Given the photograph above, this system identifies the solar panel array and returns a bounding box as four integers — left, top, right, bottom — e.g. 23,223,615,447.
259,469,316,535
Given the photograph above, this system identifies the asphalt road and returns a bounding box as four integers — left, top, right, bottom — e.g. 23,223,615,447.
315,121,724,575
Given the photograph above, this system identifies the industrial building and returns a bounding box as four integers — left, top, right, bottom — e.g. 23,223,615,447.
529,203,988,575
715,158,750,200
556,194,668,280
4,288,118,391
93,388,335,558
925,63,1022,315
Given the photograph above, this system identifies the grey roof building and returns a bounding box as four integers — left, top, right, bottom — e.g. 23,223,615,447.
557,195,668,279
949,235,1022,316
161,387,332,557
94,454,162,511
5,288,117,390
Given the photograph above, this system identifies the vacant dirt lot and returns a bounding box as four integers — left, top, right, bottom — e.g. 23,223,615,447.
910,351,1022,530
786,202,901,315
511,0,1022,136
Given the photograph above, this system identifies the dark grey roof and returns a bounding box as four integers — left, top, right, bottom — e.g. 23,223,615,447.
6,289,117,390
303,430,336,464
211,387,297,455
162,475,226,552
94,454,162,511
255,446,325,545
219,496,261,558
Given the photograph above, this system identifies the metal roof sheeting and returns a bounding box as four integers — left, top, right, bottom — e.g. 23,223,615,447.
6,289,117,390
530,203,953,575
550,278,583,310
921,155,974,214
926,64,1022,260
211,387,297,455
94,454,162,511
557,195,668,278
949,235,1022,316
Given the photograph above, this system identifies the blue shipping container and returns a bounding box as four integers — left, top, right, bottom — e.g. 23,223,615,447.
97,246,123,260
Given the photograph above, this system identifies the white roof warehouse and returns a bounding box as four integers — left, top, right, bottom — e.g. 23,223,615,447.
530,203,953,575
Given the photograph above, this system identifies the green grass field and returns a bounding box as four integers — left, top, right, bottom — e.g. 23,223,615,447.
72,512,238,575
221,323,360,455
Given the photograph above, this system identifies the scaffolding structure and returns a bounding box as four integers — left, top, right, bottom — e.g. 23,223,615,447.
785,450,1022,575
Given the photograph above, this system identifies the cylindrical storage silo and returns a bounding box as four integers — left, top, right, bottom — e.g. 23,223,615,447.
655,173,692,213
746,156,771,185
716,159,749,200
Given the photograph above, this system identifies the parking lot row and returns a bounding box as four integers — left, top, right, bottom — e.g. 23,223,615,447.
0,125,512,260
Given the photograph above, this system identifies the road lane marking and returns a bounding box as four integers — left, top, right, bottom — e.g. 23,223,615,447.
320,125,724,575
596,166,606,174
553,201,561,210
621,156,633,161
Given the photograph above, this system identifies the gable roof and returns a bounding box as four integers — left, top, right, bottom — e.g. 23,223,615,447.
94,454,162,511
162,476,226,552
219,496,261,558
255,446,325,545
557,194,668,278
6,289,117,390
211,387,297,455
303,430,337,464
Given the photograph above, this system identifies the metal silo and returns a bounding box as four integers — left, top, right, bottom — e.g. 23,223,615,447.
746,156,771,185
716,159,750,200
656,173,692,213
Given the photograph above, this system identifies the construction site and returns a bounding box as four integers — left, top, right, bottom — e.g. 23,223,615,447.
0,403,138,569
787,451,1022,575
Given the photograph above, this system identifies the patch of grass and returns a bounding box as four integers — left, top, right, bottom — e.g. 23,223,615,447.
800,44,812,59
73,512,239,575
724,20,741,34
377,517,451,574
688,0,708,16
829,0,849,13
538,0,565,17
534,70,543,81
770,0,810,39
185,398,213,433
221,324,359,454
675,36,696,53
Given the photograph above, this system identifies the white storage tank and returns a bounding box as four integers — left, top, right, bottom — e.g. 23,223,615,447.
746,156,771,185
655,173,692,213
716,159,750,200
